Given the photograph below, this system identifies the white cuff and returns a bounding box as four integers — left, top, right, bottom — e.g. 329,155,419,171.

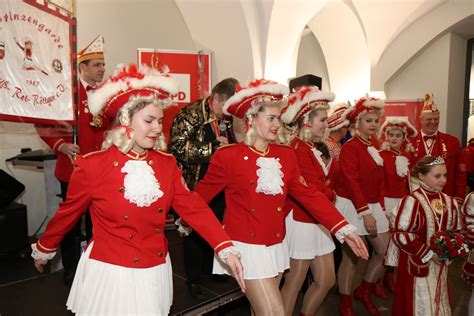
175,218,192,236
31,243,56,260
217,246,241,264
358,208,373,218
421,250,434,263
335,224,358,244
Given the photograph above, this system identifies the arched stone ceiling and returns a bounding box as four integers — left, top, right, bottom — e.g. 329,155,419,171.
174,0,473,93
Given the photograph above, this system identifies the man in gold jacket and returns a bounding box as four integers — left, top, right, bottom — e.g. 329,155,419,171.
168,78,238,298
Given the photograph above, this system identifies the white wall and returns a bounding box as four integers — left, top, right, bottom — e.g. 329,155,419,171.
446,33,467,139
77,0,195,77
295,30,330,91
385,32,449,126
175,0,255,84
470,51,474,99
307,0,370,103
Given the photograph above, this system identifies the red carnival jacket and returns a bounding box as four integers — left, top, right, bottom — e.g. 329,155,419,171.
37,146,233,268
194,143,348,245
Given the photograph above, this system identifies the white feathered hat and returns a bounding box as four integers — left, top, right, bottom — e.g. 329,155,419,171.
88,63,178,118
281,86,335,125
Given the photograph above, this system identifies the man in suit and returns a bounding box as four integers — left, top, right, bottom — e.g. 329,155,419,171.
36,35,109,286
168,78,238,298
411,93,466,203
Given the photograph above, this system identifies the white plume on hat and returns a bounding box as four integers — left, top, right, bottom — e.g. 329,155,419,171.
88,64,179,116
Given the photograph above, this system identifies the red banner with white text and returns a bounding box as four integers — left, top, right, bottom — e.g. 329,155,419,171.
137,48,211,139
0,0,75,124
383,99,424,131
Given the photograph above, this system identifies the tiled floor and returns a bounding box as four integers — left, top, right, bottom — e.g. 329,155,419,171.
0,231,471,315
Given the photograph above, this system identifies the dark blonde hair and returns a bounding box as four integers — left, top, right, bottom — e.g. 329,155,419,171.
295,108,327,142
102,94,167,153
411,156,445,179
244,100,285,146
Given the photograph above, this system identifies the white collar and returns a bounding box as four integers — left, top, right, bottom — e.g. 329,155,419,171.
80,78,96,91
421,130,438,138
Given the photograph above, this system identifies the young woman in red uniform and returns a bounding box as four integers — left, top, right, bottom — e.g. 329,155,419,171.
194,80,368,315
387,156,461,316
337,96,389,316
31,64,244,315
378,118,417,297
279,86,342,316
379,118,417,215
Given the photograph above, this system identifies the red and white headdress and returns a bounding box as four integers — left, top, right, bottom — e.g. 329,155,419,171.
380,117,418,138
223,79,288,119
280,86,334,125
77,35,105,64
88,63,178,118
342,95,384,123
327,103,349,132
420,93,439,115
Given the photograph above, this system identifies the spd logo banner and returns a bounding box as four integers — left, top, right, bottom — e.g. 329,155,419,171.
137,48,211,139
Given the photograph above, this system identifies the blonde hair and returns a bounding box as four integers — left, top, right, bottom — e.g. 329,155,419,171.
380,126,415,153
296,108,327,143
102,94,167,154
353,109,383,139
243,100,286,146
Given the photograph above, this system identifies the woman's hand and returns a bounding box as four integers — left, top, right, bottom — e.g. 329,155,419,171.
363,214,378,237
345,233,369,260
226,254,246,293
431,253,441,265
34,258,48,273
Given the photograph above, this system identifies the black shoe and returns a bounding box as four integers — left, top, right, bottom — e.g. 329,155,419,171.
211,274,230,282
187,283,205,299
63,269,75,287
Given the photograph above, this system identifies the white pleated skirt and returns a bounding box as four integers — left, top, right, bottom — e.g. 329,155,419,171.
213,240,289,280
335,196,389,235
284,210,335,260
384,197,402,218
67,242,173,316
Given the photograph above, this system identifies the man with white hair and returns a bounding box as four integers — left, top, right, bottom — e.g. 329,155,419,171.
411,93,466,203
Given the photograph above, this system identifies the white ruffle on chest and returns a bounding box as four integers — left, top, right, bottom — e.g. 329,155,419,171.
311,148,330,176
367,146,383,166
255,157,284,195
121,160,164,207
395,155,409,177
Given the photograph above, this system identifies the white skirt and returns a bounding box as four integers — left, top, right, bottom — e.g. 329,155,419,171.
284,210,335,259
335,196,389,235
67,242,173,316
384,197,402,218
213,240,289,280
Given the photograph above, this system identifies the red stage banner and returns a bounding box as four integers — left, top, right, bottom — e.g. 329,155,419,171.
137,48,211,140
383,99,424,131
0,0,75,124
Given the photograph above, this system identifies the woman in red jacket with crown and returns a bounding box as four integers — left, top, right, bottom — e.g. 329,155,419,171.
278,86,339,316
31,64,244,315
336,96,390,316
194,80,368,315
